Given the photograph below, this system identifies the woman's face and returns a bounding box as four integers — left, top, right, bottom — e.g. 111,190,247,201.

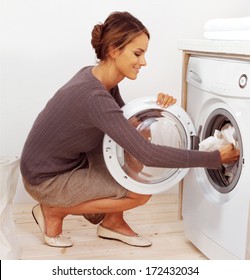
112,33,149,80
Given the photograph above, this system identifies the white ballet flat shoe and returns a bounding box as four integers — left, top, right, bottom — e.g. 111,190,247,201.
32,204,73,248
43,233,73,248
97,224,152,247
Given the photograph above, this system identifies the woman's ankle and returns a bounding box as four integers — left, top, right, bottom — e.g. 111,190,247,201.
102,213,136,236
42,205,64,237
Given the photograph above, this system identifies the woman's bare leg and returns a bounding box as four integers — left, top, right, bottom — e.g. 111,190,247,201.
42,191,151,237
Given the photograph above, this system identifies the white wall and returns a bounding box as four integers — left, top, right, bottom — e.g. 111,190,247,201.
1,0,249,203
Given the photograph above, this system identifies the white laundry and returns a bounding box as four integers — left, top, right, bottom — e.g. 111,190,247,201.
199,124,238,183
203,30,250,41
199,123,236,151
204,17,250,32
0,156,20,259
203,17,250,41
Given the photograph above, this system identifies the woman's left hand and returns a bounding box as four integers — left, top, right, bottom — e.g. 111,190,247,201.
157,93,177,108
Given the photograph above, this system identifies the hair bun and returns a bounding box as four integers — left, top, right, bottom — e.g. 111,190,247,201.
91,23,104,59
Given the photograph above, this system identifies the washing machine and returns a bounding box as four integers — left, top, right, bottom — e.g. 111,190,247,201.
182,55,250,260
102,55,250,260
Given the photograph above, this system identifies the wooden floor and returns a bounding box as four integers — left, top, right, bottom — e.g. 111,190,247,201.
13,194,207,260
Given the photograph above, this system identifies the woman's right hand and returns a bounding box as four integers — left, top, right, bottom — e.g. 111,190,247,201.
219,144,240,164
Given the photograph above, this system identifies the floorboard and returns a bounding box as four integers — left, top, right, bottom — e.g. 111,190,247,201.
13,194,207,260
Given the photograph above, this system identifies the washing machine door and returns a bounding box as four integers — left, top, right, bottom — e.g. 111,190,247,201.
103,96,196,194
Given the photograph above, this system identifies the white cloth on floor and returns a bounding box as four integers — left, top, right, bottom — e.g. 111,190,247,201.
204,30,250,41
204,17,250,32
0,156,20,259
199,124,237,182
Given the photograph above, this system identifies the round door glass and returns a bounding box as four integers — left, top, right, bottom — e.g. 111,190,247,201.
116,108,188,184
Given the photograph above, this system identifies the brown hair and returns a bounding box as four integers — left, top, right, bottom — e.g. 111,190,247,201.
91,11,150,60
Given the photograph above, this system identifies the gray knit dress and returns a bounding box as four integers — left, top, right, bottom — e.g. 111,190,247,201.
20,66,221,207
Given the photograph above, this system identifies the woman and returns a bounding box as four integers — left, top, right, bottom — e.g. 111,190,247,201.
20,11,239,248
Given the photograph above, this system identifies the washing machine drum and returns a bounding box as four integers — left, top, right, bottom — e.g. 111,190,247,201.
103,96,196,194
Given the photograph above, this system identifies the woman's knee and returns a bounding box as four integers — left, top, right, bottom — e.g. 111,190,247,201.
127,191,151,206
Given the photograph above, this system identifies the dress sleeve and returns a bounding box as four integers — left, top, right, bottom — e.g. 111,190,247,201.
87,91,221,170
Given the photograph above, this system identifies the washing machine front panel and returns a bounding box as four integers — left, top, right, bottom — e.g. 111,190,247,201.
191,99,244,204
187,56,250,99
103,97,196,194
183,56,250,259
